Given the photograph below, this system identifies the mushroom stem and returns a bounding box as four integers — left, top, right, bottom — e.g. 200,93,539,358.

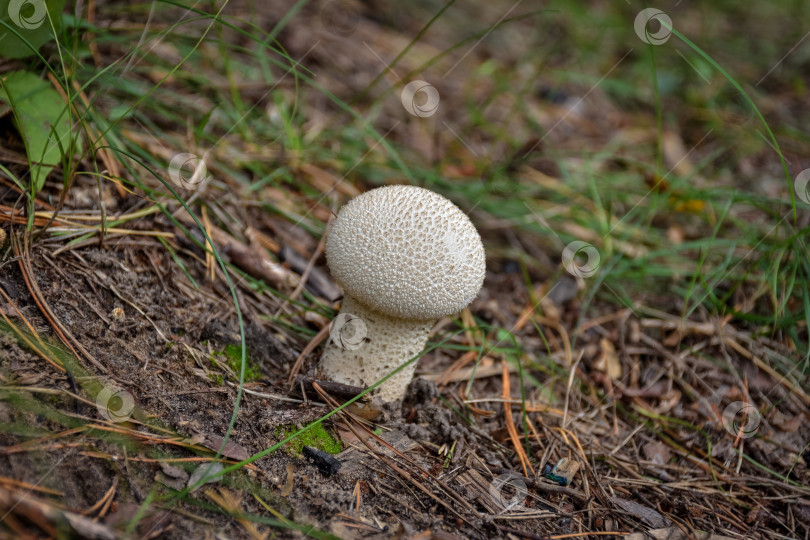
320,294,433,402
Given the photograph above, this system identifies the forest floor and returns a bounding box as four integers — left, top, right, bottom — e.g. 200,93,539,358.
0,1,809,538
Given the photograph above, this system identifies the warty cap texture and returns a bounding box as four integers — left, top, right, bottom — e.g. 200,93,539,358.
326,185,486,320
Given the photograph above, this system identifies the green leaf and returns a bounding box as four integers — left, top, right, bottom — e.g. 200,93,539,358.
0,70,73,192
0,0,65,59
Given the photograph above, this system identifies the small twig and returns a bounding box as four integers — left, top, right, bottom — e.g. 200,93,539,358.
293,375,368,401
81,477,118,517
286,324,330,388
274,195,336,316
561,349,584,431
0,485,119,540
224,381,319,405
11,227,106,372
143,388,229,398
0,288,66,372
501,358,534,477
486,467,589,503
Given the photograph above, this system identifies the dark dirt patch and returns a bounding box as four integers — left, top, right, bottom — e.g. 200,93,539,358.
3,231,807,538
0,237,545,539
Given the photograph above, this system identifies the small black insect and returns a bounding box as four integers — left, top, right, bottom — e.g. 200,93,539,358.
302,446,341,477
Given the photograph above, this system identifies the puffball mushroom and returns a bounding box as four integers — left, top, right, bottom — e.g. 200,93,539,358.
319,185,486,402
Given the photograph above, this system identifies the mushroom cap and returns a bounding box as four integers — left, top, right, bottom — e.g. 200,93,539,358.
326,185,485,320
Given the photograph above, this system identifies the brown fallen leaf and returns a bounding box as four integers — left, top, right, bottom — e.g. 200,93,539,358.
662,130,694,178
296,162,360,198
615,380,671,399
201,433,250,461
624,528,736,540
642,441,673,465
205,487,267,540
611,497,670,528
0,486,119,540
774,413,804,432
160,463,188,480
105,502,175,538
667,224,685,245
175,209,299,290
594,338,622,379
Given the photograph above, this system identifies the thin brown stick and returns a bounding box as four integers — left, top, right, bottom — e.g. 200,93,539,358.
287,324,330,388
12,227,106,372
276,196,335,314
0,485,118,540
502,358,534,477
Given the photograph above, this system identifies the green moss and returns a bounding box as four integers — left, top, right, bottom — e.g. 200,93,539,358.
212,344,262,382
276,423,342,455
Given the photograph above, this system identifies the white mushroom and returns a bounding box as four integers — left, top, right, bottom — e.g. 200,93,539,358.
319,185,486,402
